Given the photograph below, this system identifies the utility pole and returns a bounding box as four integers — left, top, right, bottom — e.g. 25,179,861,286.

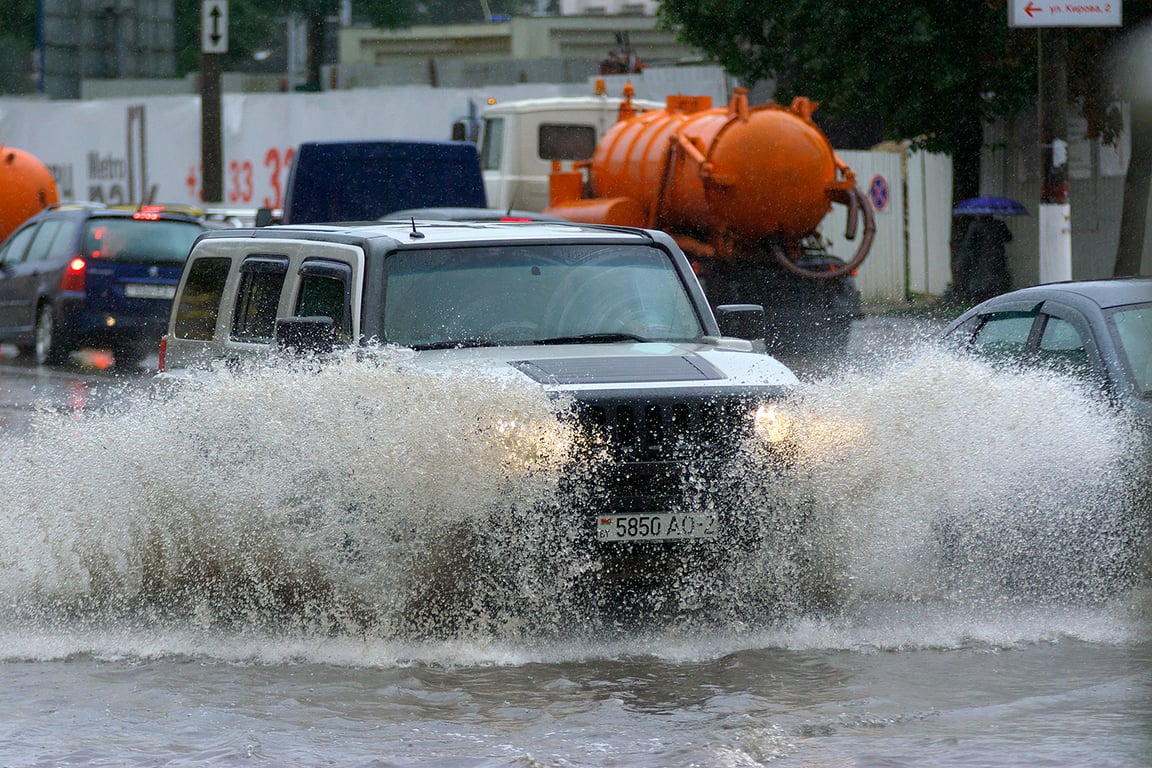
1009,1,1122,283
200,1,228,205
1037,28,1071,283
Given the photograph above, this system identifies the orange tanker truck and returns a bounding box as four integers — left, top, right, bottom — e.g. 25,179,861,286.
544,85,875,354
0,146,59,243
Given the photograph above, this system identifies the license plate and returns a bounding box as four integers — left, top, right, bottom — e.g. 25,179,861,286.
597,513,718,542
124,283,176,299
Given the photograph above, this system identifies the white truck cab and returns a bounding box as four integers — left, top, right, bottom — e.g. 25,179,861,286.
477,94,662,213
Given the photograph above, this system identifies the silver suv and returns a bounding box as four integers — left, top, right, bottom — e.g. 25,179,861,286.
156,220,807,621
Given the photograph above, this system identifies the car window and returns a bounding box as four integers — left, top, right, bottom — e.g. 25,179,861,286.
25,219,67,262
231,256,289,342
1036,315,1092,378
1110,304,1152,397
84,218,203,265
295,260,352,335
0,223,39,267
44,219,80,261
382,244,703,347
174,256,232,340
480,117,504,171
538,124,597,161
967,311,1038,361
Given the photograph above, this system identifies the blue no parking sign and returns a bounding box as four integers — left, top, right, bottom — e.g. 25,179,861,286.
868,174,889,212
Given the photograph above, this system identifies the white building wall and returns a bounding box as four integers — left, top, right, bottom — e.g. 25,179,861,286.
560,0,658,14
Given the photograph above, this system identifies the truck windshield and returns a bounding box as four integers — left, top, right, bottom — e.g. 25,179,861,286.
382,244,704,348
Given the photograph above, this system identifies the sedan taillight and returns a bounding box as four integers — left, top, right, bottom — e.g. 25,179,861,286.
59,257,86,292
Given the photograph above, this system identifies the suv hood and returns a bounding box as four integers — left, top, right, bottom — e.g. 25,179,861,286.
409,341,799,392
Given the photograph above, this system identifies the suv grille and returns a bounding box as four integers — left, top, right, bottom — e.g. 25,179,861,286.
560,393,765,518
572,395,756,460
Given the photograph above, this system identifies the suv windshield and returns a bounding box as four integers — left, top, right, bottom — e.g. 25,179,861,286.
82,217,203,265
382,244,704,348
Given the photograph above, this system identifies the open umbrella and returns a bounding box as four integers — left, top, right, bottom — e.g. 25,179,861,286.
952,196,1029,216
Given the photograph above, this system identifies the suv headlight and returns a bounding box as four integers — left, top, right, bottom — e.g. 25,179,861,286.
489,417,575,473
752,403,796,444
750,400,871,466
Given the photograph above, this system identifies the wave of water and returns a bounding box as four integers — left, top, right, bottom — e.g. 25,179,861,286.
0,344,1147,662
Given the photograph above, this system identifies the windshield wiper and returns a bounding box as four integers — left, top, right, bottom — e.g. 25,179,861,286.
534,332,651,345
412,338,501,350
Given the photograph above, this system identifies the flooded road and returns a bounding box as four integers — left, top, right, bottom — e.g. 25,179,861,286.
0,318,1148,767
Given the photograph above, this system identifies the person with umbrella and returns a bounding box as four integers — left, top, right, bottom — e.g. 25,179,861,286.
949,197,1027,303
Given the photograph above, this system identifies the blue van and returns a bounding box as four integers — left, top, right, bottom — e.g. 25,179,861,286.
0,203,216,367
279,140,487,224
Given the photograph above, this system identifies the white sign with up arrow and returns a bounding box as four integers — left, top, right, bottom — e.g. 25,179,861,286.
201,0,229,54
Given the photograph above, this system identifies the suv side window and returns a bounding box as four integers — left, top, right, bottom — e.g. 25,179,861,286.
231,255,289,342
174,256,232,340
295,259,352,335
0,223,38,267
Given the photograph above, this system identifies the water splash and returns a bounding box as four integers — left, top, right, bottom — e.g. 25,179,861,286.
778,346,1150,606
0,342,1146,656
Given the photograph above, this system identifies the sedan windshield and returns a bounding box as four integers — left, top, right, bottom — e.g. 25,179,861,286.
382,244,704,348
1110,303,1152,397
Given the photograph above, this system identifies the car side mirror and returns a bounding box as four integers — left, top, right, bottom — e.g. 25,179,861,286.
714,303,765,339
275,316,339,355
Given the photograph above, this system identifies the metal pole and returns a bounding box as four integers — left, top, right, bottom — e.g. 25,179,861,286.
1038,27,1071,283
200,51,223,204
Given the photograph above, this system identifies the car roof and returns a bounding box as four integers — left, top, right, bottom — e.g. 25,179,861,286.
981,277,1152,311
38,202,210,224
201,219,659,247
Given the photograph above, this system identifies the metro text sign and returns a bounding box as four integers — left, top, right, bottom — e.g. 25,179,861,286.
1009,1,1122,26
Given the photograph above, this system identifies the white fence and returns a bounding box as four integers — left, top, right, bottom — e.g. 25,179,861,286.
826,149,953,303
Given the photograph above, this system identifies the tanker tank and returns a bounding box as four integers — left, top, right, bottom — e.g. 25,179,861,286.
0,146,60,243
545,87,875,355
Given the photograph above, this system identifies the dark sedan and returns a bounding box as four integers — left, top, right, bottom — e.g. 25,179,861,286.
937,277,1151,425
936,277,1151,598
0,203,218,367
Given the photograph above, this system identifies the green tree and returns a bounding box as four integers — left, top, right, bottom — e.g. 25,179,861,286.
0,0,38,94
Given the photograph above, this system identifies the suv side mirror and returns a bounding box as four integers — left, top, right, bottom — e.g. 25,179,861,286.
714,304,765,339
275,316,338,354
254,208,279,227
